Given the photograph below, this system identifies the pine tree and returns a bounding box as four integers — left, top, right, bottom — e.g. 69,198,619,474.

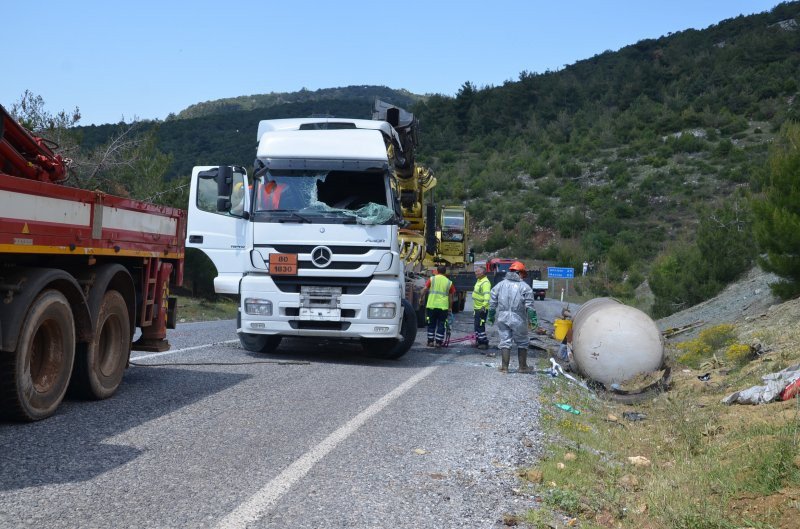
752,122,800,299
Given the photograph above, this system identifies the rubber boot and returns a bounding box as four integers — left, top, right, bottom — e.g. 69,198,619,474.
518,348,531,373
499,348,510,373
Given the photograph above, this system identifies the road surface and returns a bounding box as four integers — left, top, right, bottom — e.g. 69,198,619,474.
0,297,575,528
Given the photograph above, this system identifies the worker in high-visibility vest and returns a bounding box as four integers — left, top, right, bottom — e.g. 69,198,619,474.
472,265,492,353
422,265,455,348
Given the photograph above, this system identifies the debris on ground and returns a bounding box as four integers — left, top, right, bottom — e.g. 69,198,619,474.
555,403,580,415
622,411,647,422
607,368,672,396
722,363,800,405
662,320,705,338
626,456,652,467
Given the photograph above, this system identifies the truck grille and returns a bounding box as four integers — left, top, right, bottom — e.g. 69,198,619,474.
265,245,388,255
271,276,370,295
297,261,364,270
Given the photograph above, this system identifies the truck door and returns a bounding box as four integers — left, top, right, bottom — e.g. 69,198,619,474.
187,166,249,294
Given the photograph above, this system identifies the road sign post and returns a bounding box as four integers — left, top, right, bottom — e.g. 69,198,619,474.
547,267,575,298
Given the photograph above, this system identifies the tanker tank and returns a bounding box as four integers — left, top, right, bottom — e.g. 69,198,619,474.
571,298,664,385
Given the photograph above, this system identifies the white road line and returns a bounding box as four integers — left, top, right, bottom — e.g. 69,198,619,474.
130,340,239,361
216,364,441,529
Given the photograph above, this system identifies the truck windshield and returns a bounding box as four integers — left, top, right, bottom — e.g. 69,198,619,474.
253,169,395,224
441,208,465,242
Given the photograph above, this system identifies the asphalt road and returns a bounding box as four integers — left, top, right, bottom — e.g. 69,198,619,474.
0,297,574,529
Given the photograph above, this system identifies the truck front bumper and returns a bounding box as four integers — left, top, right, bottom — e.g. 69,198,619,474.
238,275,402,339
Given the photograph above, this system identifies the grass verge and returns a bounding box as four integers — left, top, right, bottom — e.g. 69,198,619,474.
175,295,239,322
517,348,800,528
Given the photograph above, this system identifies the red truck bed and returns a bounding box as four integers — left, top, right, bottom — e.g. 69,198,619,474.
0,173,185,266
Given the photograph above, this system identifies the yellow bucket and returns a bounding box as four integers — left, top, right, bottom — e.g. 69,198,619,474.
553,319,573,341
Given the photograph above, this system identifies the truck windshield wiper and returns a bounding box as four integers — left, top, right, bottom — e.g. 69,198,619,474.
276,211,313,223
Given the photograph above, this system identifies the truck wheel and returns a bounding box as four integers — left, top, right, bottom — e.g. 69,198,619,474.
0,290,75,421
363,299,417,360
416,306,426,328
239,333,282,353
72,290,130,400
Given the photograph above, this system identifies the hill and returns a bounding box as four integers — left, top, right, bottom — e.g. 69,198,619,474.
172,85,423,120
75,86,423,182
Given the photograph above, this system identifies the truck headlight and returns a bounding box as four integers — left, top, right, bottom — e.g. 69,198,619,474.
368,302,396,319
244,298,272,316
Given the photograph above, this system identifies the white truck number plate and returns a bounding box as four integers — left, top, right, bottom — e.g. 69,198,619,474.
299,308,341,321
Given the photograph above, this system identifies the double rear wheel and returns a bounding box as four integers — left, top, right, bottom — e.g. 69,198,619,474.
72,290,130,400
0,290,76,421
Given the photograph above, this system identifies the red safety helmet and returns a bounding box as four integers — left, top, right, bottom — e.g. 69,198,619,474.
509,261,526,273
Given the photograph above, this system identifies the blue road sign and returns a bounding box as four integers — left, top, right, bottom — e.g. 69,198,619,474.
547,267,575,279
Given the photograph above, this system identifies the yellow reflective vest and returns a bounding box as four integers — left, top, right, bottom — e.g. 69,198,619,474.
426,274,452,310
472,276,491,310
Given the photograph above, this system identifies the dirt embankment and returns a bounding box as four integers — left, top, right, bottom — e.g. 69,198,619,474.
657,267,785,343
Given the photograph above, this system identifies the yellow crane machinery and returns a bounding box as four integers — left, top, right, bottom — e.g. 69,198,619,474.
373,100,472,318
424,205,473,312
372,99,435,268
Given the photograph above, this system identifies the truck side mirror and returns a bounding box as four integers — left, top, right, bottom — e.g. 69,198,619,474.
217,165,233,198
216,166,233,212
468,248,475,264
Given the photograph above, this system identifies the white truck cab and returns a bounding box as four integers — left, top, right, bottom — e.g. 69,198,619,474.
187,118,417,358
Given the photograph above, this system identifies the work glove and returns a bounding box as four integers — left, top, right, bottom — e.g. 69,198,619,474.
527,308,538,328
477,307,487,326
487,308,496,325
447,312,455,326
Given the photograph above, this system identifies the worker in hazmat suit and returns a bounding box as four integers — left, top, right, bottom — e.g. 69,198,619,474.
487,261,538,373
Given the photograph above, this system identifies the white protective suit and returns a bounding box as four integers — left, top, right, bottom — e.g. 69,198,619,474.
489,271,535,349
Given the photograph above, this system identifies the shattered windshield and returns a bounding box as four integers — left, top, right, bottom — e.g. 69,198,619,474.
253,169,395,224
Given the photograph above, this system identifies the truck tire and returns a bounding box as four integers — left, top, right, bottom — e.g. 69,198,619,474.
71,290,130,400
416,306,427,328
451,293,467,314
0,290,75,421
239,333,282,354
363,299,417,360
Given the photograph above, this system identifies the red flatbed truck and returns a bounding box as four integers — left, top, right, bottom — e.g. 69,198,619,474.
0,104,185,421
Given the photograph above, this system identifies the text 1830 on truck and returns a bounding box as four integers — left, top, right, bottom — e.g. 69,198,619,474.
0,105,185,421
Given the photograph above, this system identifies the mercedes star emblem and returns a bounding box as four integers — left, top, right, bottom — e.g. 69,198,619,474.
310,246,332,268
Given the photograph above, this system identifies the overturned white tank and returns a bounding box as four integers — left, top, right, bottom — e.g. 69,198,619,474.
571,298,664,385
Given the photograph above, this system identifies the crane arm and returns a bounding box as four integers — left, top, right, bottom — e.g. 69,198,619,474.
0,104,68,183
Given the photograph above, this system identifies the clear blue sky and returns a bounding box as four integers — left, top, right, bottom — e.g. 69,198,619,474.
1,0,783,125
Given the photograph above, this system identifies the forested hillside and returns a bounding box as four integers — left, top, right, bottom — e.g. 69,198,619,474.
76,86,418,181
409,1,800,314
71,1,800,315
172,85,422,120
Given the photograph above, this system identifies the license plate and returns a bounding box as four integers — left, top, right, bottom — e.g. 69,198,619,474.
299,308,341,321
270,253,297,275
